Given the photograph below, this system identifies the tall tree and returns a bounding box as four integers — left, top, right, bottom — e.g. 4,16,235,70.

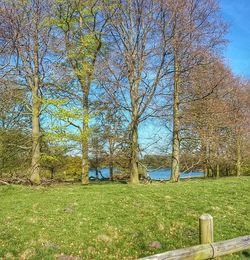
161,0,227,181
0,0,53,184
227,79,250,176
101,0,168,184
52,0,108,184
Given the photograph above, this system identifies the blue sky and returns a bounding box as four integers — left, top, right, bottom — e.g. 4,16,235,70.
220,0,250,78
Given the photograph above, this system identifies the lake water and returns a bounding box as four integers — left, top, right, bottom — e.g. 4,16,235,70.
89,168,204,180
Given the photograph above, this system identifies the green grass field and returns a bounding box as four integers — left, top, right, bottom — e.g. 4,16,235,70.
0,177,250,259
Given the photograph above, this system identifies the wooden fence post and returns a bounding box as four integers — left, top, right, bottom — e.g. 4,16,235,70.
140,214,250,260
199,214,214,244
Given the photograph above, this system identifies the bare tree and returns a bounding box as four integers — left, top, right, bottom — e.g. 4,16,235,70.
227,79,250,176
0,0,53,184
160,0,227,181
101,0,169,184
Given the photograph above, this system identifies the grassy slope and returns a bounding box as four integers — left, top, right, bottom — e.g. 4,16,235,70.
0,177,249,260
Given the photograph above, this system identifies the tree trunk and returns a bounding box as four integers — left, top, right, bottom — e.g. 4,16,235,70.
129,68,140,184
109,144,114,181
30,28,41,185
30,88,41,185
110,165,113,181
130,121,139,184
81,94,89,185
51,168,55,180
236,135,241,177
30,86,41,185
170,38,181,182
216,164,220,178
208,167,212,178
204,167,208,178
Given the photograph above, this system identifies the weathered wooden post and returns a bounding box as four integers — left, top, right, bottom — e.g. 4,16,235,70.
199,214,214,244
139,214,250,260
